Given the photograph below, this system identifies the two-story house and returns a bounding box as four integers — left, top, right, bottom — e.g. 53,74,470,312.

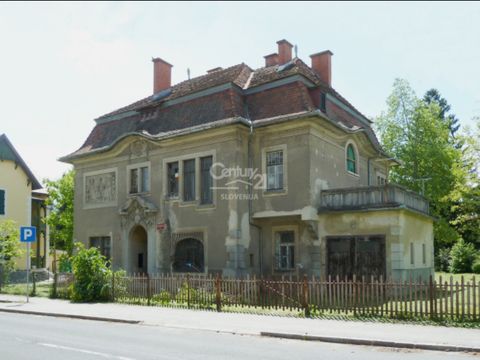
61,40,434,281
0,134,49,273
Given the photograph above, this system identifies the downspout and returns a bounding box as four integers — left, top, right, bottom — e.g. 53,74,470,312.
246,110,263,274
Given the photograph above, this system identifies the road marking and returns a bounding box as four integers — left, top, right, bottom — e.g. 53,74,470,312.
39,343,136,360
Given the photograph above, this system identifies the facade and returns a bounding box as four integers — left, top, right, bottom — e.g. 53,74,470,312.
0,134,49,271
62,40,434,280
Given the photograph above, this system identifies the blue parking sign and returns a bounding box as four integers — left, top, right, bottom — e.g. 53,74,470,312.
20,226,36,242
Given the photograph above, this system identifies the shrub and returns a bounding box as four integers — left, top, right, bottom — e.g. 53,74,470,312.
473,256,480,274
0,220,22,287
58,253,72,273
153,290,171,305
449,239,476,273
70,243,111,302
435,248,451,272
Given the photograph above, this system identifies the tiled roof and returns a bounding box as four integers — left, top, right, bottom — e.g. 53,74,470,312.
63,58,383,161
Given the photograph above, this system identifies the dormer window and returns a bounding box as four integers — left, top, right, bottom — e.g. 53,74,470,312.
346,142,358,175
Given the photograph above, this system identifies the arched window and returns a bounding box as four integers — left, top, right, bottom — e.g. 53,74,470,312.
346,143,357,174
173,238,204,273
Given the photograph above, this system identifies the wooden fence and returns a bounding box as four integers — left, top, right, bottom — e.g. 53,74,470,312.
112,273,479,321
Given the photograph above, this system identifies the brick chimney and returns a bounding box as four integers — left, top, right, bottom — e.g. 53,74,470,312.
264,53,279,67
152,57,173,94
310,50,333,86
277,39,293,65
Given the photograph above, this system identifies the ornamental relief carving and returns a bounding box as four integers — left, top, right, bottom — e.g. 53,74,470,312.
129,140,149,159
85,171,116,205
120,199,157,230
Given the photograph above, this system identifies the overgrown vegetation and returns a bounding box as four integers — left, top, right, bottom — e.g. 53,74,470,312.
0,220,23,287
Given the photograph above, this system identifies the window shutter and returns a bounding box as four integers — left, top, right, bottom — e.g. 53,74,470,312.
0,190,5,215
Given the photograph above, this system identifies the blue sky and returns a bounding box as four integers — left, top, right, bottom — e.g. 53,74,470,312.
1,2,479,183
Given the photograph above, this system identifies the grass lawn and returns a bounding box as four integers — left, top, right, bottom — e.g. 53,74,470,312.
435,272,478,283
0,282,52,298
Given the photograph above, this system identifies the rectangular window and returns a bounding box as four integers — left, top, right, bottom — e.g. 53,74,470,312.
90,236,111,261
410,243,415,265
276,231,295,270
183,159,196,201
167,162,179,198
266,150,284,191
422,243,426,265
200,156,213,204
0,189,5,215
129,166,149,194
129,169,138,194
377,174,386,185
140,166,149,193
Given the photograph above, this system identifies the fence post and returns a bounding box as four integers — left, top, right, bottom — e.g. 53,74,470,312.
187,274,190,308
215,273,222,312
52,272,58,298
429,274,434,319
302,274,310,318
147,273,151,306
111,271,115,302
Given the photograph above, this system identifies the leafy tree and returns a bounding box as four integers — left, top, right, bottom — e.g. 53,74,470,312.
0,220,23,286
44,170,74,256
375,79,462,249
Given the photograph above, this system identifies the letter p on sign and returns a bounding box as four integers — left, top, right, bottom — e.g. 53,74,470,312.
20,226,36,243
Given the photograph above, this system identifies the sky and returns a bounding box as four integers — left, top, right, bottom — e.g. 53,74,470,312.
0,2,479,185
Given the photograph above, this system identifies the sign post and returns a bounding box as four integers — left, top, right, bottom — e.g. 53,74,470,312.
20,226,36,303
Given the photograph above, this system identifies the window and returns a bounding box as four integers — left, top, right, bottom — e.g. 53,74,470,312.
129,165,149,194
377,174,386,185
167,162,179,198
410,243,415,265
276,231,295,270
422,244,426,265
173,238,204,272
90,236,111,261
0,189,5,215
200,156,213,204
266,150,284,191
183,159,196,201
346,143,357,174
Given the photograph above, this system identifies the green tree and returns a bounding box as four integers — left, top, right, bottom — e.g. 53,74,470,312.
423,88,461,141
375,79,463,249
44,170,74,256
0,220,23,285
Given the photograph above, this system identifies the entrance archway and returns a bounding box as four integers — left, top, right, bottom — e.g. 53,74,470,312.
173,238,204,273
130,225,148,274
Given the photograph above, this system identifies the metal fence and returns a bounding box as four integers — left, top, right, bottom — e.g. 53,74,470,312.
110,273,479,321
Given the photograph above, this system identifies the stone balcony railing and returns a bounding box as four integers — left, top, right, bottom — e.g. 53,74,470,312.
318,184,430,215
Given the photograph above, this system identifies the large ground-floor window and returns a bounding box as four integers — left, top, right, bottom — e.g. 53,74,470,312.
326,235,386,279
89,236,111,261
173,238,204,273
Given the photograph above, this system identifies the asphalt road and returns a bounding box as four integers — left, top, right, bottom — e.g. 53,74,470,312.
0,312,477,360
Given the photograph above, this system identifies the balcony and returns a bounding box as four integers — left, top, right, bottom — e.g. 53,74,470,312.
318,184,430,215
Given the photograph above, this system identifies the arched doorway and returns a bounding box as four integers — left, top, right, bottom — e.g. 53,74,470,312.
130,225,148,274
173,238,204,273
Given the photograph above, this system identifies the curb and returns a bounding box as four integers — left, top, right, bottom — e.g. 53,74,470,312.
0,308,141,324
260,332,480,353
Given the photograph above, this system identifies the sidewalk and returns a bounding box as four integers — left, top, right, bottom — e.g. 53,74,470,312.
0,294,479,352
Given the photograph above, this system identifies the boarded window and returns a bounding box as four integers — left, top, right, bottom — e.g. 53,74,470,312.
167,162,179,198
183,159,196,201
200,156,213,204
0,189,5,215
327,236,386,279
266,150,284,191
